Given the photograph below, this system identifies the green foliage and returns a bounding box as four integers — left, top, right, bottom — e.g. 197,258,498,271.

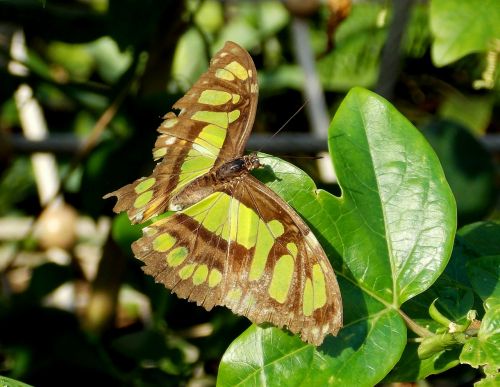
468,256,500,309
421,120,496,224
0,375,33,387
430,0,500,66
0,0,499,386
460,307,500,369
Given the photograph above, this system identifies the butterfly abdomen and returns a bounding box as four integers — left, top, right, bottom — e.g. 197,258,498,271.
169,174,220,211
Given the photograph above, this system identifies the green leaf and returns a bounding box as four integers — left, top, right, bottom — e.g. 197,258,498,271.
0,158,35,216
403,4,432,59
438,93,495,135
0,376,33,387
458,221,500,257
325,88,456,305
430,0,500,66
218,307,405,387
316,3,386,91
384,343,460,382
171,29,209,90
111,212,143,254
467,255,500,310
460,307,500,369
421,120,496,224
215,1,288,48
259,65,305,92
46,41,95,81
218,326,315,386
399,222,498,378
401,244,478,335
218,88,456,385
194,0,224,35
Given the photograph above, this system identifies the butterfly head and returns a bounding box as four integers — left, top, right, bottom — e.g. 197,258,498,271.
244,152,261,171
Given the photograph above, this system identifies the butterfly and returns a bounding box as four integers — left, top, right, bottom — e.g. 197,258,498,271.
104,41,342,346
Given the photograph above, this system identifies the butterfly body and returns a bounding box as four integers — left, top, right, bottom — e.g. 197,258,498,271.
170,153,261,211
105,41,342,346
215,153,261,181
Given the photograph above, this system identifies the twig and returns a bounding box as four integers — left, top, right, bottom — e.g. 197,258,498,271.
375,0,414,100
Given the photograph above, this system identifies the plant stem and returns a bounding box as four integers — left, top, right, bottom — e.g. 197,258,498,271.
399,309,433,338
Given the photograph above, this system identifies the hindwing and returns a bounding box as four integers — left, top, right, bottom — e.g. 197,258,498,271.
132,174,342,346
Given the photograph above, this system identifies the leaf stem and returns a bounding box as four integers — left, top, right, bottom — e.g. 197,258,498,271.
398,309,433,338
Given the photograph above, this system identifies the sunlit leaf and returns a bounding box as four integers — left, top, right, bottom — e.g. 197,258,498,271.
218,88,457,386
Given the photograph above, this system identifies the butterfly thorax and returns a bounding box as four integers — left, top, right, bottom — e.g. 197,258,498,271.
215,153,261,181
169,153,261,211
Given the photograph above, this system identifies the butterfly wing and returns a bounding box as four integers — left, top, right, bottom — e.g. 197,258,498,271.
132,174,342,346
104,41,258,223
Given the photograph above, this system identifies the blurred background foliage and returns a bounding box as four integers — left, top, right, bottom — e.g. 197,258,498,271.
0,0,498,386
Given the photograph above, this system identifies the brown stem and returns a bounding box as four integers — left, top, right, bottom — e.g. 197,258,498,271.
399,309,433,338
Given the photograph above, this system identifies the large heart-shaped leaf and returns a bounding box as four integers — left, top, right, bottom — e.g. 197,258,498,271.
217,88,456,386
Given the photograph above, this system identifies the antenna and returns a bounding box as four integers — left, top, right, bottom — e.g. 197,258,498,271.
257,99,309,153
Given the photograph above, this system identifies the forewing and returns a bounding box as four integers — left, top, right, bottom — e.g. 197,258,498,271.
104,41,258,224
132,175,342,346
170,40,258,164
